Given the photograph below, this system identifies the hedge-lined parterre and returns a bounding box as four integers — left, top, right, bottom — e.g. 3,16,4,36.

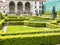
0,33,60,45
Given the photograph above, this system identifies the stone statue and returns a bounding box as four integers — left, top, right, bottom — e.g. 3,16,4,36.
52,6,57,19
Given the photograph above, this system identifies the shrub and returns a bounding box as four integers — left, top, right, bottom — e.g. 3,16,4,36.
1,30,60,36
29,16,41,20
35,18,50,21
30,16,50,20
46,23,57,28
0,19,5,29
0,12,4,19
24,21,46,27
0,22,2,29
5,18,29,21
44,12,52,15
57,20,60,23
0,34,60,45
6,21,24,25
7,16,17,18
57,12,60,15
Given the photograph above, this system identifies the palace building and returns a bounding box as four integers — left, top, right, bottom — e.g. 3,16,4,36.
0,0,46,15
0,0,6,14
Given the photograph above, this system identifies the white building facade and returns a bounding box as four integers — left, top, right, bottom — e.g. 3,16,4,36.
0,0,6,14
0,0,45,15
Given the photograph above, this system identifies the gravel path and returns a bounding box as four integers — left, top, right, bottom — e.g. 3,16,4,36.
2,26,7,33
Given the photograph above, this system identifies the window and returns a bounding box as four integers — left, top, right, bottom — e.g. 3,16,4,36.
35,10,36,12
3,11,5,13
35,6,36,8
39,10,41,14
3,6,5,8
35,2,36,4
39,2,42,4
39,6,42,9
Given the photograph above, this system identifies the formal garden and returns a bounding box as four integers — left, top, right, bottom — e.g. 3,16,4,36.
0,8,60,45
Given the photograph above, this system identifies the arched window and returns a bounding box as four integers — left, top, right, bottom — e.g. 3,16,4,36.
25,2,30,13
9,1,15,13
17,2,23,14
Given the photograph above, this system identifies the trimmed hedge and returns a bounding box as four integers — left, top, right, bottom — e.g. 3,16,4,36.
57,12,60,15
46,23,60,28
6,16,29,21
0,33,60,45
44,12,52,15
4,21,24,25
46,23,60,29
0,12,4,19
0,23,2,29
57,20,60,23
30,16,50,20
5,18,29,21
1,30,60,36
24,21,46,27
7,16,17,18
0,19,5,29
46,23,57,28
7,16,28,19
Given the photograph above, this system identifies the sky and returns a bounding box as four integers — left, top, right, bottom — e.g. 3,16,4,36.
3,0,5,2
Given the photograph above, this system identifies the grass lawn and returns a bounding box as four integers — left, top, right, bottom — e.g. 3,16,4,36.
0,30,4,34
6,25,50,33
6,25,60,34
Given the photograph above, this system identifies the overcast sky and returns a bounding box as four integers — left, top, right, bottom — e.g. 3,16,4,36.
3,0,5,2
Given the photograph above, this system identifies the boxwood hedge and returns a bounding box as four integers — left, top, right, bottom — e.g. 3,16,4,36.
30,16,50,20
0,33,60,45
24,21,46,27
5,18,29,21
0,12,4,19
1,30,60,36
46,23,57,28
0,19,5,29
46,23,60,28
4,21,24,25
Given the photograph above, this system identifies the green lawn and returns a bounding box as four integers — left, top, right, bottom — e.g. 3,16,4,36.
0,30,4,34
6,25,45,33
6,25,60,34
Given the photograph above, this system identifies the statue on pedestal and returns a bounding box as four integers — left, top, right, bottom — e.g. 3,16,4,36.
52,6,57,19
